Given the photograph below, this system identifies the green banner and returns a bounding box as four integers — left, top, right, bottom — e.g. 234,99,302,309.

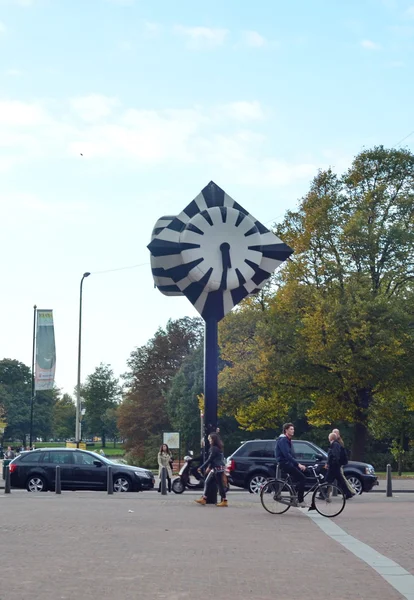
35,309,56,391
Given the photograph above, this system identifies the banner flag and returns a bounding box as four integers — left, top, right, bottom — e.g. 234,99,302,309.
35,309,56,391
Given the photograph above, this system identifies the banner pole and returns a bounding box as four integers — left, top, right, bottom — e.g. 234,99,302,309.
29,304,37,448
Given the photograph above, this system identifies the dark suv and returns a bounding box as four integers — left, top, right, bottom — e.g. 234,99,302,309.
9,448,155,492
226,439,378,495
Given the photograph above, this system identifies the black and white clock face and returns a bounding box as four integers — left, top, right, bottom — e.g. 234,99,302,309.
147,181,293,321
179,206,262,292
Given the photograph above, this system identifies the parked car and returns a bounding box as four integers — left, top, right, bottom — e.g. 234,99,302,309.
226,439,378,495
9,448,155,493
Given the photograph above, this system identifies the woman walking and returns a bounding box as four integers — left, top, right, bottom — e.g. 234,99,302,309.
158,444,173,493
332,428,355,498
195,433,228,507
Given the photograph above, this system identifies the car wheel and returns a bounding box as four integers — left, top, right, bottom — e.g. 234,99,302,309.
347,475,363,495
247,473,269,494
26,475,47,492
113,476,131,493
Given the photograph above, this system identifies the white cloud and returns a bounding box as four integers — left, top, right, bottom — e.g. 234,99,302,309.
360,39,381,50
0,100,49,125
243,30,267,47
174,25,229,48
70,94,119,122
0,96,318,189
0,21,6,33
220,101,265,121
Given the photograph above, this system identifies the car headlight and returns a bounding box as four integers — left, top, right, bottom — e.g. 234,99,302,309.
365,465,375,475
134,470,150,478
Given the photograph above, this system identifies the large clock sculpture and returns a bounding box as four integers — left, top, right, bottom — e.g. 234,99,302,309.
148,181,293,461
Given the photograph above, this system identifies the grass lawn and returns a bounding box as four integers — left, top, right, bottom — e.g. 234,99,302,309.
33,442,125,456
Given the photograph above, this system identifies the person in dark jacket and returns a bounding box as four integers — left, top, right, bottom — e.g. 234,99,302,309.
326,433,354,499
275,423,307,507
195,433,228,507
332,428,355,497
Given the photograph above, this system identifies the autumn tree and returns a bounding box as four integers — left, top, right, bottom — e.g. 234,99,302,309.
118,317,203,457
219,147,414,460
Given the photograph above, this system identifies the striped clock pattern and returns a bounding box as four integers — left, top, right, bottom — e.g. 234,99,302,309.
148,181,293,321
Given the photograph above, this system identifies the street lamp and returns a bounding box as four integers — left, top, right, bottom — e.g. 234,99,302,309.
75,272,90,446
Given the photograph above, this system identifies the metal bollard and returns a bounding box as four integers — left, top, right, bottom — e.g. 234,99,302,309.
107,465,113,495
4,465,11,494
386,464,392,497
55,465,61,494
161,466,167,496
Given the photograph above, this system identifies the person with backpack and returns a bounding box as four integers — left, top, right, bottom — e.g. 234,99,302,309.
332,428,355,497
326,433,354,499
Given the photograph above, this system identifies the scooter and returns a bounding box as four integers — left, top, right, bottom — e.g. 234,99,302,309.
172,454,204,494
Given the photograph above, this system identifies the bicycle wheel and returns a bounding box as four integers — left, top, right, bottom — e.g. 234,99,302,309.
312,483,346,518
260,479,294,515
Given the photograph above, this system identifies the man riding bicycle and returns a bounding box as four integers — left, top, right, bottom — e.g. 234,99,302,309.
275,423,307,507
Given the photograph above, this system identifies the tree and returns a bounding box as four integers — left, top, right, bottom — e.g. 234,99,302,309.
0,358,56,443
166,346,204,453
219,147,414,460
118,317,203,457
52,394,76,440
0,359,31,444
369,390,414,475
82,364,121,447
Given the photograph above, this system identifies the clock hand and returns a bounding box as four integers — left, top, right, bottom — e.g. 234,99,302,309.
220,243,231,289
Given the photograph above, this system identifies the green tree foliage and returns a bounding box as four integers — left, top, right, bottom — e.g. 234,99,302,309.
166,346,204,453
82,363,121,447
369,390,414,475
52,393,76,440
219,147,414,460
0,358,56,443
118,317,203,457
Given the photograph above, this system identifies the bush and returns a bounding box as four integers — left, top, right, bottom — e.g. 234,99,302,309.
124,434,160,470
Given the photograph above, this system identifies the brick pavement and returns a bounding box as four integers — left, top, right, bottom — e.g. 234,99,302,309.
0,491,411,600
334,494,414,577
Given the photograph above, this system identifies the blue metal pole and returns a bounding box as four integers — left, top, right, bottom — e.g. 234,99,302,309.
204,317,218,504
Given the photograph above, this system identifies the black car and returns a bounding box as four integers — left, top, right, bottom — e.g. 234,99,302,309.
9,448,155,492
226,439,378,495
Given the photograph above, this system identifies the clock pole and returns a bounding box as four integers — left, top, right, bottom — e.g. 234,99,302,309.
203,316,219,503
204,317,218,437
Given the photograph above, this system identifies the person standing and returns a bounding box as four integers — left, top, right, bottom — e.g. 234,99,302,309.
195,433,228,507
4,446,15,459
326,433,354,499
157,444,173,493
332,428,355,497
275,423,307,507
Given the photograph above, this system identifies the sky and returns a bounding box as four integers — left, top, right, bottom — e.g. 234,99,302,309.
1,0,414,396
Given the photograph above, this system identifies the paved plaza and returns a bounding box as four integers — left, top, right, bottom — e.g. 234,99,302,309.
1,489,413,600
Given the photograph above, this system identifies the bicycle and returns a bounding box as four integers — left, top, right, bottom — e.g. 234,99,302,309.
260,464,346,518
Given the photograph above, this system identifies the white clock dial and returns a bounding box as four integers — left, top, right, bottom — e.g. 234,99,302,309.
179,206,263,292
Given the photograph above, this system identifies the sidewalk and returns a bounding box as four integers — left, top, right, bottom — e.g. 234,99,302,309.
0,490,410,599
